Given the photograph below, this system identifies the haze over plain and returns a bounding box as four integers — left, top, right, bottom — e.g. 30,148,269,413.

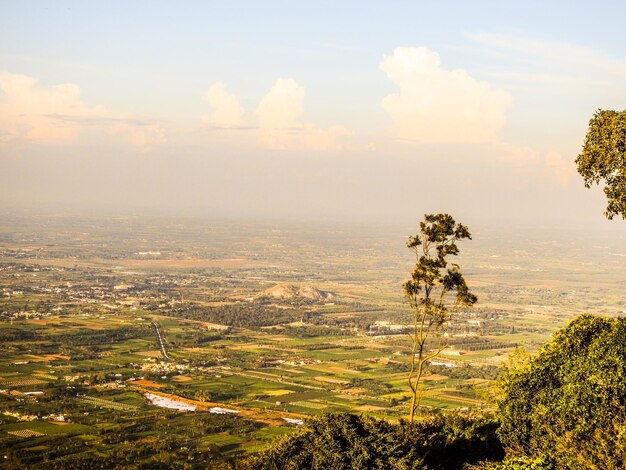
1,1,625,229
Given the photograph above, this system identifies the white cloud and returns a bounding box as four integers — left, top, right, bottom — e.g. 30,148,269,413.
200,78,353,151
468,33,626,77
255,78,352,151
257,78,304,131
0,71,102,143
0,71,165,147
380,47,513,143
203,82,245,128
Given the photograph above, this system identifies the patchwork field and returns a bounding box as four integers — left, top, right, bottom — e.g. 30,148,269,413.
1,215,624,467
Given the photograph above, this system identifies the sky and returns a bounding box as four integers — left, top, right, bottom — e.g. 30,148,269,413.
1,1,626,229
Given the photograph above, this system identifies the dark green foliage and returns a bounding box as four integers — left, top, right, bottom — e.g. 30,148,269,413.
3,412,258,470
242,411,503,470
48,325,152,346
489,456,554,470
497,314,626,468
0,328,38,341
281,324,351,337
345,378,392,395
576,109,626,219
427,364,501,380
169,303,302,328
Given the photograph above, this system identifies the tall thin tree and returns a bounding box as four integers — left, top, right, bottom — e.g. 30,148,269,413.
404,213,477,423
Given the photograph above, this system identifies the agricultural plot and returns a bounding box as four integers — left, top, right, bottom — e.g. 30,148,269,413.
1,215,624,467
8,429,45,438
1,421,92,438
77,396,140,411
0,378,48,387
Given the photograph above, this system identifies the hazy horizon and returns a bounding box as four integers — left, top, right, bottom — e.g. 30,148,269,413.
1,2,626,231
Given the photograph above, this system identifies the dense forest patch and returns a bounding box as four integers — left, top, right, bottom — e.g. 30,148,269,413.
241,411,503,469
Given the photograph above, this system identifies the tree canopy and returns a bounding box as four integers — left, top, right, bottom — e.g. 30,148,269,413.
497,314,626,468
242,411,502,470
576,109,626,219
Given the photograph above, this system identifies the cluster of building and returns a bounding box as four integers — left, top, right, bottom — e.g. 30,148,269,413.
3,410,66,422
137,361,191,375
0,262,231,319
257,355,321,367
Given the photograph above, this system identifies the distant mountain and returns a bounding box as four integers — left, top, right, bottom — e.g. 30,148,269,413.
261,283,335,302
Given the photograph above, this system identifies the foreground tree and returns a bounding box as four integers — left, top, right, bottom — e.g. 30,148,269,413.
404,214,477,423
242,411,503,470
497,314,626,468
576,109,626,219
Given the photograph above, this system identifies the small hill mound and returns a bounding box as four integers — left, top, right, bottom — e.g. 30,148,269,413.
263,284,299,299
261,284,335,302
297,286,334,301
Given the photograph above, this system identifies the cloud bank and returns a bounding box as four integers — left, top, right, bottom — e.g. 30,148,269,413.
380,47,512,143
0,71,165,147
202,78,352,151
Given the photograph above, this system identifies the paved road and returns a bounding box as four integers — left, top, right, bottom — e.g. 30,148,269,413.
151,320,170,360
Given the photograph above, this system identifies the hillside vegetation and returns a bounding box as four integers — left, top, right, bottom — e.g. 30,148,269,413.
244,314,626,469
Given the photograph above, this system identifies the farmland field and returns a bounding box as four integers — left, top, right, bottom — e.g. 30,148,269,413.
1,214,624,467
